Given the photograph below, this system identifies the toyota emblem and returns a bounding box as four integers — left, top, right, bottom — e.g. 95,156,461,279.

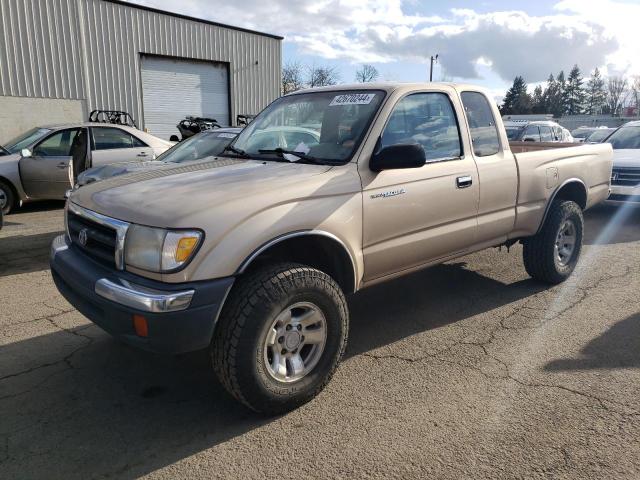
78,229,88,246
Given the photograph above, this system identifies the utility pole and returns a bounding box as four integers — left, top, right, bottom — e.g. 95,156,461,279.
429,54,439,82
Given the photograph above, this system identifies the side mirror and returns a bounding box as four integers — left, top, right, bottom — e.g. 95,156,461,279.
370,144,426,172
21,148,32,158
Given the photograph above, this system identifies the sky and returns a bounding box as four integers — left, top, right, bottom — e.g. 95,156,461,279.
126,0,640,101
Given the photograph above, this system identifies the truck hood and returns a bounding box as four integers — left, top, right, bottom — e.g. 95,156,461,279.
70,157,342,227
77,159,170,186
612,149,640,168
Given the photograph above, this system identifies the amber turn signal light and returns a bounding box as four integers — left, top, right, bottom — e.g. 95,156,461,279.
133,314,149,337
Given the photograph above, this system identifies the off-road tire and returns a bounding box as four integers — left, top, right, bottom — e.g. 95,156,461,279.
523,200,583,284
212,262,349,414
0,180,15,215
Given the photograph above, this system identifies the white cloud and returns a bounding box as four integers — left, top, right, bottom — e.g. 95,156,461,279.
129,0,627,83
554,0,640,76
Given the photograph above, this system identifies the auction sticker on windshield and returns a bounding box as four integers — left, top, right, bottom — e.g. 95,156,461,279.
329,93,376,106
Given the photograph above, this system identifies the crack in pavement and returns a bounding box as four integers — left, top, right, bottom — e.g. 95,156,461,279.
362,263,640,418
0,312,94,382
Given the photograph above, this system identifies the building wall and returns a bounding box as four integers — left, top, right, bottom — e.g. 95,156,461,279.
0,97,85,144
0,0,281,130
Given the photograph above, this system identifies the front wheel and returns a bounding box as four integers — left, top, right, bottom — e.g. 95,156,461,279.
523,200,584,284
211,263,349,414
0,180,15,215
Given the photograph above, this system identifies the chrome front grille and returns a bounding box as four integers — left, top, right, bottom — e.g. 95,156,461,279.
66,203,129,270
612,167,640,187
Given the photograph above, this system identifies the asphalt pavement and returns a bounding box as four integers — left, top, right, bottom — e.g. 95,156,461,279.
1,200,639,479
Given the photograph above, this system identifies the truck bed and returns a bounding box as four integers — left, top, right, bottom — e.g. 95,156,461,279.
509,142,613,239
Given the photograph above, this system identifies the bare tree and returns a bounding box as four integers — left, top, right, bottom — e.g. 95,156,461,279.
307,65,340,88
355,64,379,83
632,76,640,117
282,61,304,95
607,76,628,116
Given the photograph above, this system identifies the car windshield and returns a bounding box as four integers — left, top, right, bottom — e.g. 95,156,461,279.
157,131,237,163
571,129,594,139
586,129,614,143
227,90,385,164
606,126,640,149
505,126,524,140
4,127,52,153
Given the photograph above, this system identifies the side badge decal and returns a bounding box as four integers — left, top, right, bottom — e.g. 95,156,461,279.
370,188,406,199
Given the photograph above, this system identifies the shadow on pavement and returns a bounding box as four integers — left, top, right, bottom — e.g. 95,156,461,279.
584,202,640,245
544,313,640,371
0,231,63,277
346,262,545,358
14,200,66,214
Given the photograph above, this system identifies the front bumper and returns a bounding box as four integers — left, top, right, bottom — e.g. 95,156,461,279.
50,235,234,354
608,184,640,203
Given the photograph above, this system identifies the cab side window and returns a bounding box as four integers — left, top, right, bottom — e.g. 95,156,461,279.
91,127,147,150
381,93,461,162
460,91,500,156
33,129,80,156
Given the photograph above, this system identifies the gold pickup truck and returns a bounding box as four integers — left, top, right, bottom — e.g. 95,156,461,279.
50,83,613,414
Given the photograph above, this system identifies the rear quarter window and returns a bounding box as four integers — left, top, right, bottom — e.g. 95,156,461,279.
460,91,500,156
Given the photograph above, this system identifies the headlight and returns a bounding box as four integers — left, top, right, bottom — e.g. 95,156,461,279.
124,225,202,273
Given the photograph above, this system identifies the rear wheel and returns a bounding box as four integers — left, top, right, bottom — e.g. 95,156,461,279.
523,200,583,284
0,180,15,215
212,263,349,414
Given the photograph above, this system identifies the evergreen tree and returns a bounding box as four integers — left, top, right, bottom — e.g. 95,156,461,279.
565,65,586,115
531,85,546,113
585,68,607,115
500,76,532,115
543,74,562,117
555,70,568,116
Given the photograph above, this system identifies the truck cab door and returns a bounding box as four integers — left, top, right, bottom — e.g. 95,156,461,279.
459,91,518,246
19,128,80,199
360,91,480,282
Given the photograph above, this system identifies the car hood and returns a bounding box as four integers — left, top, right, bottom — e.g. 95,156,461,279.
69,157,351,228
612,149,640,168
0,152,19,165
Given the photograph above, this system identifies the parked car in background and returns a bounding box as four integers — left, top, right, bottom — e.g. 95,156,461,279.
584,127,616,144
52,82,612,414
0,123,173,214
571,127,598,142
605,121,640,202
77,128,241,186
504,120,572,143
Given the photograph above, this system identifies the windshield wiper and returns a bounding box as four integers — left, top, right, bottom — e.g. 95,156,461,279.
258,148,341,165
222,144,251,158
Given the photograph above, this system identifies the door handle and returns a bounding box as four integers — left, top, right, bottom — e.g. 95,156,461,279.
137,152,149,158
56,162,68,169
456,175,473,188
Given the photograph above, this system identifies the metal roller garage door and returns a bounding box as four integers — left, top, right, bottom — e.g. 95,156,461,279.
141,56,230,140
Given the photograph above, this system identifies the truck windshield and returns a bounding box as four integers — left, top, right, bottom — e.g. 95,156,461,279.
606,126,640,149
157,131,237,164
227,90,385,164
4,127,52,154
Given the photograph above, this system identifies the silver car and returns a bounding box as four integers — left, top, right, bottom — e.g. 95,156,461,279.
0,123,173,214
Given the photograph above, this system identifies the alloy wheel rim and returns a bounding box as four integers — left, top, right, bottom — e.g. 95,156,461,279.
0,188,6,209
263,301,327,383
554,220,576,267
